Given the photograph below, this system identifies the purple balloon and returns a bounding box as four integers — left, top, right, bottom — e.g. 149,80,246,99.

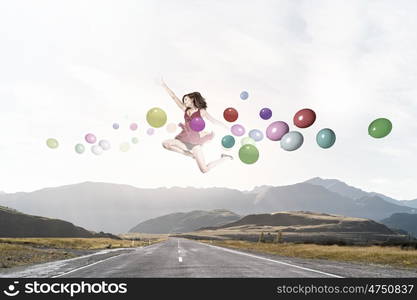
260,108,272,120
266,121,289,141
85,133,97,144
190,117,205,132
231,124,245,136
147,128,155,135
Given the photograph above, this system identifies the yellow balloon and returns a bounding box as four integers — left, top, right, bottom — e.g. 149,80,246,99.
46,138,59,149
146,107,167,128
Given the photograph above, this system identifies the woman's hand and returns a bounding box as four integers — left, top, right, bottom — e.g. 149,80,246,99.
155,76,166,87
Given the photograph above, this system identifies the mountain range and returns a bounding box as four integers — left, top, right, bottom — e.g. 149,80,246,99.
0,178,415,233
129,209,240,234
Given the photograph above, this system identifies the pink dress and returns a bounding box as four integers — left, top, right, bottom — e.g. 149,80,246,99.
175,109,214,147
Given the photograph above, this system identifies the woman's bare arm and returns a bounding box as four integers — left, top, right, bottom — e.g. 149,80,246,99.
200,109,229,130
159,78,186,111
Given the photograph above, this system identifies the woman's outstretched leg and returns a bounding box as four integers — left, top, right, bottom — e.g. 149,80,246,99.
192,146,233,173
162,139,194,158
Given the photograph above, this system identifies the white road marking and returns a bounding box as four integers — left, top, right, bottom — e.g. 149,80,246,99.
197,241,343,278
178,257,183,263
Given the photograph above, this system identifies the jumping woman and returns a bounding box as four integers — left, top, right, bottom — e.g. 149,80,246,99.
159,78,233,173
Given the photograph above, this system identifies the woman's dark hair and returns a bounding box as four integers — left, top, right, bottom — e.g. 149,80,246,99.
182,92,207,111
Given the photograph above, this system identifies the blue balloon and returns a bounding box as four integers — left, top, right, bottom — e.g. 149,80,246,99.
240,91,249,100
249,129,264,142
316,128,336,149
221,135,235,148
280,131,304,151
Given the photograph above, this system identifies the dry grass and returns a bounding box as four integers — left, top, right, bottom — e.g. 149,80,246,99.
0,237,166,268
0,237,156,250
203,240,417,269
0,243,75,268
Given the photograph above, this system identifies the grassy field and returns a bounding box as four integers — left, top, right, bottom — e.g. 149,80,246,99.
202,240,417,269
0,237,165,268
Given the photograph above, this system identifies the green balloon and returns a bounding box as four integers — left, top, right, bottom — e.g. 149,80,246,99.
239,144,259,164
316,128,336,149
221,135,235,148
75,143,85,154
146,107,167,128
46,138,59,149
132,137,139,144
368,118,392,138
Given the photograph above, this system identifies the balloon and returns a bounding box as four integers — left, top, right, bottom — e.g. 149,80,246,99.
132,137,139,144
221,135,235,148
166,123,177,133
223,107,238,122
75,143,85,154
85,133,96,144
99,140,111,151
120,142,130,152
259,108,272,120
249,129,264,142
190,117,205,132
91,145,103,155
231,124,245,136
266,121,289,141
293,108,316,128
46,138,59,149
240,91,249,100
316,128,336,149
239,144,259,164
112,123,119,130
130,123,138,131
368,118,392,138
147,128,155,135
241,137,256,146
280,131,304,151
146,107,167,128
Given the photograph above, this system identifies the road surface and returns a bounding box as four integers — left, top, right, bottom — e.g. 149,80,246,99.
2,238,417,278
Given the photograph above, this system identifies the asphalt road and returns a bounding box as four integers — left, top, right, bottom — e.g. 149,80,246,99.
53,238,417,278
2,238,417,278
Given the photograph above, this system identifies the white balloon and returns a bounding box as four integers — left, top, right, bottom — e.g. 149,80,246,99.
99,139,111,151
91,145,103,155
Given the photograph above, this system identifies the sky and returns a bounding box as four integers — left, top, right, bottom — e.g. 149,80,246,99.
0,0,417,200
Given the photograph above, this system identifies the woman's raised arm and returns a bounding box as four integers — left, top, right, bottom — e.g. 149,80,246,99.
159,78,186,111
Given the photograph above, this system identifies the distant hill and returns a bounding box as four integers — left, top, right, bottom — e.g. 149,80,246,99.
305,177,402,205
129,209,241,234
215,211,393,233
381,213,417,237
0,205,118,238
0,180,416,233
187,211,406,245
401,199,417,209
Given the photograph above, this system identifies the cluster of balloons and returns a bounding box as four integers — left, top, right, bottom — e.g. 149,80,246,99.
46,93,393,168
220,103,341,164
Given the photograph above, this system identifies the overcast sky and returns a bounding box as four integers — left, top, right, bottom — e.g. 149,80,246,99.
0,0,416,200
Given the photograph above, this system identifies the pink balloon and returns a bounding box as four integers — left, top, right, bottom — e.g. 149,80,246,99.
190,117,205,132
85,133,97,144
231,124,245,136
266,121,289,141
130,123,138,131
